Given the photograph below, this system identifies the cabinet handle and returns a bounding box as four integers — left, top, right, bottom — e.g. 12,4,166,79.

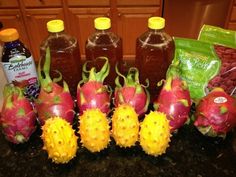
118,13,122,17
106,12,110,17
26,14,31,18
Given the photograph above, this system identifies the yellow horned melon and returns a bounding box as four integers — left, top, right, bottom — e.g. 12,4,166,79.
41,117,78,164
79,108,110,152
112,104,139,147
139,111,171,156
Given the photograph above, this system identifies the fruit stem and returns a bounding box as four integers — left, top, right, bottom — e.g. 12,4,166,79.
144,88,150,112
164,77,172,91
126,67,138,86
38,47,53,92
63,81,70,92
52,70,62,83
84,57,110,83
115,63,126,88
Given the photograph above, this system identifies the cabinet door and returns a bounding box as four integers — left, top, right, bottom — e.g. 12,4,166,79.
68,8,110,59
0,10,30,48
117,7,161,60
24,8,65,61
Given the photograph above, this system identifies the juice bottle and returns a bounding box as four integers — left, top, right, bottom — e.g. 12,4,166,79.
0,28,39,99
85,17,123,89
40,19,81,98
135,17,175,100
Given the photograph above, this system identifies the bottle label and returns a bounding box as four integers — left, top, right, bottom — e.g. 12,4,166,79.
1,55,39,99
214,97,227,104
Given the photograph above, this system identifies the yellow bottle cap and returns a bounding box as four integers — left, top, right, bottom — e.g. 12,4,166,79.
0,28,19,42
94,17,111,30
47,19,64,33
148,17,165,30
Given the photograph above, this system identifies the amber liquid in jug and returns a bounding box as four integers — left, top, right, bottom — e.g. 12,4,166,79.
40,20,81,98
135,17,175,100
85,17,123,89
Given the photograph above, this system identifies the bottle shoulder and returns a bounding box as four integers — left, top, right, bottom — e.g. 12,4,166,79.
86,31,121,46
40,32,78,51
137,30,174,45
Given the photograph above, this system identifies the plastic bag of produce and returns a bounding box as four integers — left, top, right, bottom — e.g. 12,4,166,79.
198,25,236,96
167,37,221,101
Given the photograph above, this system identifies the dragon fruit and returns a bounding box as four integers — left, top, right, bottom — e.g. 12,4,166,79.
0,85,36,144
153,76,191,132
77,57,111,115
194,87,236,137
36,47,75,125
114,66,149,116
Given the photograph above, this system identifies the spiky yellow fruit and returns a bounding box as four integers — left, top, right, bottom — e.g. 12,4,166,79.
112,104,139,148
41,117,78,164
139,111,171,156
79,109,110,152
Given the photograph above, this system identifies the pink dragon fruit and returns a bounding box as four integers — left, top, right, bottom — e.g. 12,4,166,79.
153,76,191,132
0,85,36,144
36,47,75,125
194,87,236,137
114,66,149,116
77,57,111,115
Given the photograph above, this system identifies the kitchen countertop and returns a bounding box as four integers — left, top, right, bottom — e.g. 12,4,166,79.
0,123,236,177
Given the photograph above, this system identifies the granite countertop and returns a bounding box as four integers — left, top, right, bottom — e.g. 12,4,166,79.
0,124,236,177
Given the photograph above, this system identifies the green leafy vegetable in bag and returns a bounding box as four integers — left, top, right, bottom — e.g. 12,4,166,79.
167,37,221,101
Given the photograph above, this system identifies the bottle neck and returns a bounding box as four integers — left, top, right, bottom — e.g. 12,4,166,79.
48,30,65,37
4,39,21,49
148,28,164,33
95,28,110,33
